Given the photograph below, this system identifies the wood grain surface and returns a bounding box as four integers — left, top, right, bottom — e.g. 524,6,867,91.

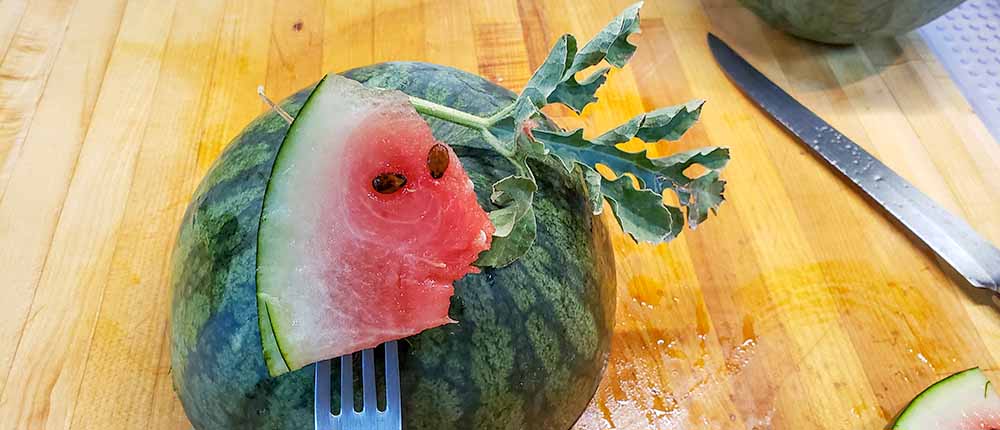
1,0,998,428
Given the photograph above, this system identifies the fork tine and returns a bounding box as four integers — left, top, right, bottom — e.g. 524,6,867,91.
314,360,332,429
340,354,354,414
384,341,401,414
361,348,377,411
315,344,402,430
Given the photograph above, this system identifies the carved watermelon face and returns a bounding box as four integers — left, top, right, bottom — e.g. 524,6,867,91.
256,75,493,375
170,62,616,430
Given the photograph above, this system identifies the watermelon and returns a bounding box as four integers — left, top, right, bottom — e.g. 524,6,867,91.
891,367,1000,429
170,62,617,429
738,0,964,44
256,74,493,375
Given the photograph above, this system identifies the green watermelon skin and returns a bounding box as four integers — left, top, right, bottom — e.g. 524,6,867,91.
739,0,963,44
170,62,617,430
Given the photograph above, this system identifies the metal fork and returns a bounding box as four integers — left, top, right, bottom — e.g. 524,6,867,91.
314,341,402,430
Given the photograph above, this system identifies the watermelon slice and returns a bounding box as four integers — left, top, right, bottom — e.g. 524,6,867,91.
892,367,1000,430
256,75,494,375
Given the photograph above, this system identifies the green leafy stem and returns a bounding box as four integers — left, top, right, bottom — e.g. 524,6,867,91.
397,1,731,268
407,97,519,160
407,97,513,132
398,1,730,268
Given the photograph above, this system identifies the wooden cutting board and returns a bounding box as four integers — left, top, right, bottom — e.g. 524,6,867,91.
0,0,997,428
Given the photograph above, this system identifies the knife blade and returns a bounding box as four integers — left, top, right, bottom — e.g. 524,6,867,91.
707,33,1000,294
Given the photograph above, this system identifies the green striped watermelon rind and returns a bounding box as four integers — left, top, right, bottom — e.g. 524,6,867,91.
737,0,964,44
170,62,616,430
254,74,332,377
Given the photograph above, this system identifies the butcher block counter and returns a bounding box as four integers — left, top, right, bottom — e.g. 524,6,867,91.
0,0,998,428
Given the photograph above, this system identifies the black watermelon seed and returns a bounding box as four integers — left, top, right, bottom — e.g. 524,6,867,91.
427,143,449,179
372,172,407,194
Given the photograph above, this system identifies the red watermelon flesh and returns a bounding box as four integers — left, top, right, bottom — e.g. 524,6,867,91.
256,75,494,375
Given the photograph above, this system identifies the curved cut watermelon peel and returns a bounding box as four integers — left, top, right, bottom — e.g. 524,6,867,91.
891,367,1000,430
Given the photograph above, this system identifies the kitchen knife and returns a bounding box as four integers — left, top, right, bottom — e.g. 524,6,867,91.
707,33,1000,294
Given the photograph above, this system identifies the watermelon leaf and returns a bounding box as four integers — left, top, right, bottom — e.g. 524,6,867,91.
549,66,609,113
601,174,684,243
380,1,729,266
574,1,643,69
512,1,642,119
476,176,537,268
512,35,575,122
505,100,729,241
591,99,705,146
685,170,726,228
473,126,549,267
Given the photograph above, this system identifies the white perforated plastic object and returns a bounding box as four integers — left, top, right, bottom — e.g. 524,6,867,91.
920,0,1000,144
